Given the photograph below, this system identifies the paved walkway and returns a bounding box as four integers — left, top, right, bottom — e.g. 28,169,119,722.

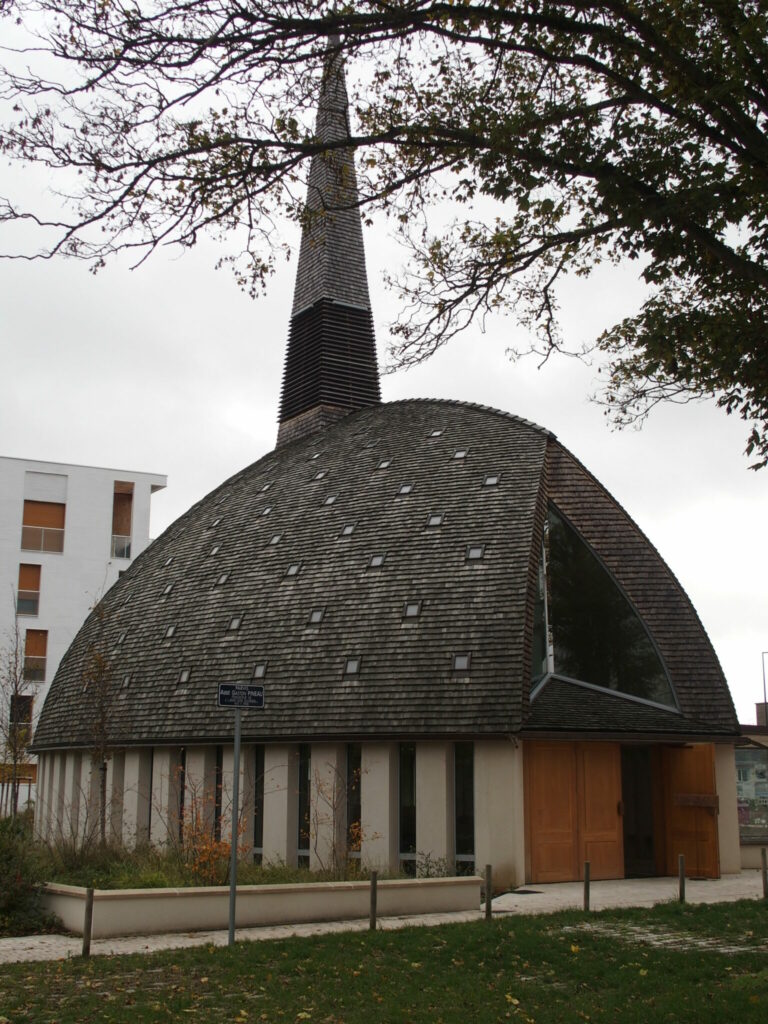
0,871,764,966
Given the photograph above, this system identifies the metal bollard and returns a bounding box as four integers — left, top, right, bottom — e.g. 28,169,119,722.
82,887,94,958
583,861,591,913
761,848,767,900
678,854,686,903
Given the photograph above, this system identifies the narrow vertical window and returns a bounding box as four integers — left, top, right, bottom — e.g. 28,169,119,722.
178,747,187,845
454,742,475,875
399,743,416,876
213,745,223,843
17,564,41,615
253,744,265,865
346,743,362,860
24,629,47,681
297,744,311,869
111,481,134,558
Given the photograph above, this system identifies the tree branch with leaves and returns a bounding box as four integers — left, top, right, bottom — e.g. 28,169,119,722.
1,1,766,464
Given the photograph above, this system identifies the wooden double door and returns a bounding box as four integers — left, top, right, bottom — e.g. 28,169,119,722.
524,740,720,883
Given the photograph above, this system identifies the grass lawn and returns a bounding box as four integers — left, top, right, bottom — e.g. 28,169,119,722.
0,900,765,1023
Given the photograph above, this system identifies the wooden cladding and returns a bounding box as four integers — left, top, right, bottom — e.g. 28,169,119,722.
22,500,65,529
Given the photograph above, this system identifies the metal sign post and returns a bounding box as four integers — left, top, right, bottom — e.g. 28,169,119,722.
217,683,264,946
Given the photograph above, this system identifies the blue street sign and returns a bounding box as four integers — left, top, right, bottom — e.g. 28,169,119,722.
217,683,265,709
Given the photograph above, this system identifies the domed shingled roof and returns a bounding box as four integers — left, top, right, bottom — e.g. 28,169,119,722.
32,397,738,751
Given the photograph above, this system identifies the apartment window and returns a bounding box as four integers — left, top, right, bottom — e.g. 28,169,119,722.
399,743,417,875
298,744,311,869
21,500,65,553
24,629,48,681
253,744,265,865
9,694,33,745
347,743,362,859
111,482,134,559
17,564,41,615
454,743,475,874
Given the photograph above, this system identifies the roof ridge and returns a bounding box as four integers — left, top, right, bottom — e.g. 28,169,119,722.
382,396,555,438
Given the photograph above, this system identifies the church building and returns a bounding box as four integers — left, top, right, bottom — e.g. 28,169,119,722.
32,49,741,888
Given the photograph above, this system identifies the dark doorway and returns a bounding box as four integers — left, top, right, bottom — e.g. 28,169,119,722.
621,746,656,877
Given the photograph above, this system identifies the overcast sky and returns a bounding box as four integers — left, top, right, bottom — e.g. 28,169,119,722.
2,172,767,724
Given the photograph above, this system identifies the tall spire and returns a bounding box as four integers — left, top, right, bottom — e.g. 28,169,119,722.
277,39,381,447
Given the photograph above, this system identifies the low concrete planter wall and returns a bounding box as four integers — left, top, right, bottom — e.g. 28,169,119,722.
43,876,481,938
740,843,768,870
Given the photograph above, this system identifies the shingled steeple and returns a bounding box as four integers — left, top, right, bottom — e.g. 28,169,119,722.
277,40,381,446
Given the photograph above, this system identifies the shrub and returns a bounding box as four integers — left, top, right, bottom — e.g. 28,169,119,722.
0,814,50,935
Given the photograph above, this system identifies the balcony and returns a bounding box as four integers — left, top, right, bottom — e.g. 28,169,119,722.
23,656,46,682
17,590,39,616
111,534,132,559
21,526,64,553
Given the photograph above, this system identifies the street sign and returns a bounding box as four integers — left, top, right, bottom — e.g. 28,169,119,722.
217,683,265,709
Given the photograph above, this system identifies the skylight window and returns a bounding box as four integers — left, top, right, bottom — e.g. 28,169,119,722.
430,429,444,437
228,615,243,632
121,674,131,689
369,554,385,568
253,661,268,680
165,625,176,639
344,657,362,676
269,534,282,546
215,572,229,587
310,452,321,460
261,483,272,492
484,475,500,487
313,470,327,481
211,517,222,528
466,545,486,560
403,601,422,619
453,653,471,672
163,582,174,596
426,513,444,528
262,506,272,516
308,608,325,625
285,563,301,577
164,556,174,567
340,523,356,537
323,495,337,506
178,668,191,685
116,631,126,646
453,449,468,460
210,545,221,556
376,459,391,470
398,484,413,496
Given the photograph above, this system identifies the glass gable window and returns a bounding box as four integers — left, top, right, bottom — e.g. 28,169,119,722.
538,507,674,707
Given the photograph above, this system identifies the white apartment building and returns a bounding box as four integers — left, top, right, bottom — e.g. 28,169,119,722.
0,456,166,810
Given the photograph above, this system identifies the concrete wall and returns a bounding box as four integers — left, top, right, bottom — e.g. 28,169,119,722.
475,739,525,890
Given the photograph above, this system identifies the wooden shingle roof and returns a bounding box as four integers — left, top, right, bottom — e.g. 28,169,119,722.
33,399,738,751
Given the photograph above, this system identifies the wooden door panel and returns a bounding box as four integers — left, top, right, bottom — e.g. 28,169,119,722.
526,742,578,882
578,743,624,880
663,745,719,878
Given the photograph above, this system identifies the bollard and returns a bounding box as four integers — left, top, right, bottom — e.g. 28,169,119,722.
678,854,686,903
485,864,493,921
82,887,94,958
761,848,767,900
583,861,591,913
369,870,378,931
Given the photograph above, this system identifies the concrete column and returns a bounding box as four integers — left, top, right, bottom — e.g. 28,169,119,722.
109,752,125,845
221,743,248,850
122,748,152,848
714,743,741,874
309,743,347,872
262,744,299,866
416,742,454,871
360,743,398,872
475,739,525,890
150,747,183,846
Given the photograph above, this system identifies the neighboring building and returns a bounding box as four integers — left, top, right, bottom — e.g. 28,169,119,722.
0,456,166,812
736,705,768,868
31,50,742,885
